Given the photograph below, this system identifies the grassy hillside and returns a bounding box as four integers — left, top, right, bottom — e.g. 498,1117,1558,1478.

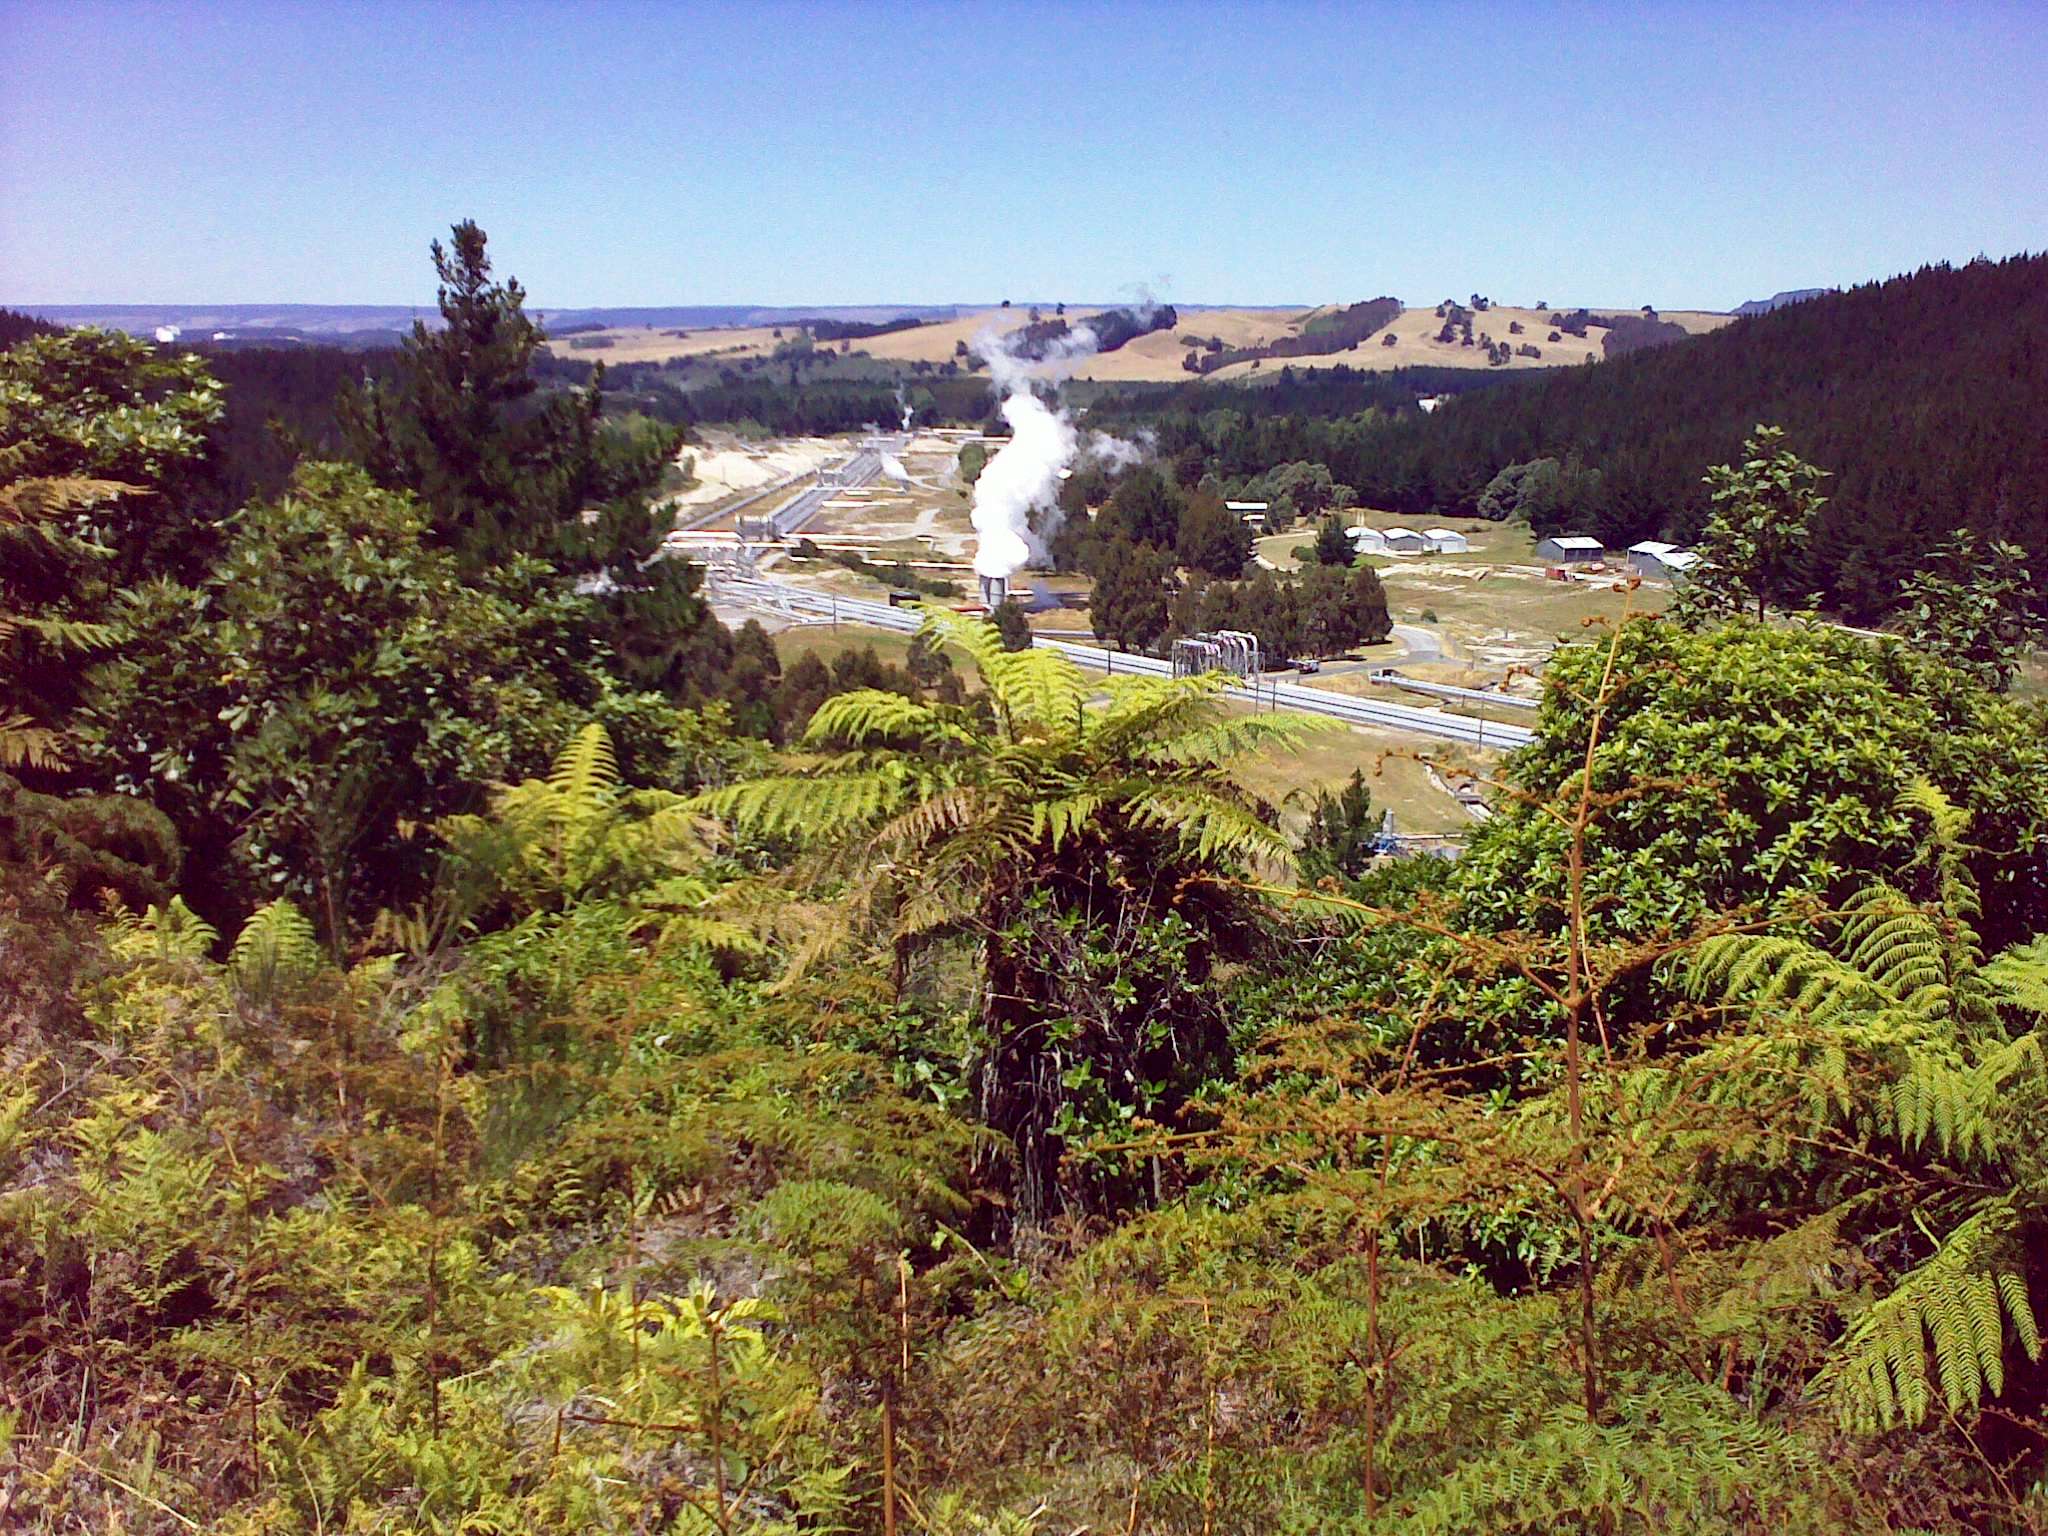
543,301,1733,382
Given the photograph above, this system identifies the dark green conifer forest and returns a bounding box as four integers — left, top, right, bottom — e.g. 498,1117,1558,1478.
5,230,2048,1534
1088,253,2048,622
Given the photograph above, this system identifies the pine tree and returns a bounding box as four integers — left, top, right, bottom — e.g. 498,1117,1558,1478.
1312,516,1355,567
1296,767,1379,884
1176,489,1253,577
1090,536,1171,653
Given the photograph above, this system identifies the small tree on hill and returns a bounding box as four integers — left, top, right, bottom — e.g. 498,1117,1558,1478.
1313,517,1355,567
1345,563,1393,644
1893,532,2041,691
1674,425,1828,625
1296,767,1379,885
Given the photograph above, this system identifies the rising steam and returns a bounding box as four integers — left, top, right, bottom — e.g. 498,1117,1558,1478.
968,318,1113,580
971,387,1078,579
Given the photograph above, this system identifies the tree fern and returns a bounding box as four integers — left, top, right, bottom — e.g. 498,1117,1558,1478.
692,610,1319,1221
1822,1200,2041,1431
1687,781,2048,1435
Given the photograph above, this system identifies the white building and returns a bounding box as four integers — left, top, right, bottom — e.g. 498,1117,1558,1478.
1381,528,1430,553
1348,525,1389,554
153,325,181,344
1417,395,1446,414
1423,527,1470,554
1226,500,1270,530
1629,542,1700,583
1536,534,1606,563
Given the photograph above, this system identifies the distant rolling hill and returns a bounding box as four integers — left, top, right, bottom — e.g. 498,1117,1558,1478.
1259,254,2048,622
1733,287,1834,316
11,298,1736,379
536,302,1732,382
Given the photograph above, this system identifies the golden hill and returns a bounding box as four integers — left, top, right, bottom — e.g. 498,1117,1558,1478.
544,303,1732,382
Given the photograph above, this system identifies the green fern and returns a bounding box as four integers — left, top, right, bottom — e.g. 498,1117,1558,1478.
1984,935,2048,1016
1822,1201,2041,1430
230,899,326,1001
1687,781,2048,1436
106,896,220,964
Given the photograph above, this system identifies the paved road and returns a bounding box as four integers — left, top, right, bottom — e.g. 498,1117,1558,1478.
709,576,1535,751
1390,622,1444,662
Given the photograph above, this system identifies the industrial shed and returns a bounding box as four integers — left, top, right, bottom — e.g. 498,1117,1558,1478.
1629,542,1701,582
1348,525,1389,553
1423,527,1471,553
1381,528,1430,553
1536,535,1606,563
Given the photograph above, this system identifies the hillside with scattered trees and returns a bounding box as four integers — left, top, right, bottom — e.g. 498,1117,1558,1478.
1093,254,2048,621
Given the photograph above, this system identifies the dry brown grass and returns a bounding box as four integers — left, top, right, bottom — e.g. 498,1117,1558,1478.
1234,714,1480,837
546,303,1734,382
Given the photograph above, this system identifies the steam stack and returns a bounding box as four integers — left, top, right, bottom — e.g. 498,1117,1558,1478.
978,574,1009,609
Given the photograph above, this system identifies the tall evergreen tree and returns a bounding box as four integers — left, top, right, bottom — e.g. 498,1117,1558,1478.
1176,489,1253,577
1312,516,1355,567
1090,537,1172,653
339,221,732,701
1296,766,1379,884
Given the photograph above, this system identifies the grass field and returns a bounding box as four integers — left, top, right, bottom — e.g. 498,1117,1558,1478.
769,622,918,672
1235,715,1480,837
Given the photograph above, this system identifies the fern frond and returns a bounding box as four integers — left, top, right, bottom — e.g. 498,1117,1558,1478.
1894,778,1971,849
230,899,325,1000
1984,937,2048,1016
802,688,960,750
914,604,1009,678
1122,783,1291,867
1822,1200,2040,1430
107,896,220,964
546,722,620,814
983,645,1091,735
690,771,909,841
0,715,65,771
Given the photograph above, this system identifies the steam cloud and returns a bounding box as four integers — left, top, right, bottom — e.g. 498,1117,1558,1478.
968,316,1147,581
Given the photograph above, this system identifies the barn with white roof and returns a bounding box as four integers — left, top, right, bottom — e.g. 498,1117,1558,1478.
1629,541,1700,582
1536,534,1606,563
1423,527,1470,553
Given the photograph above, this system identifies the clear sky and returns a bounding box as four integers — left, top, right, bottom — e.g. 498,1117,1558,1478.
3,0,2044,310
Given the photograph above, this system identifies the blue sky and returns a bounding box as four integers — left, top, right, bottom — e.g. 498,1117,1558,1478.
3,0,2043,309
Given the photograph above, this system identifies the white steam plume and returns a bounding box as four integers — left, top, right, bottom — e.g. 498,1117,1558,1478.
972,390,1077,578
1080,427,1154,472
968,318,1103,579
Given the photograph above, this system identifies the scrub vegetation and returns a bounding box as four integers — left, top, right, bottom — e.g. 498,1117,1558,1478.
7,224,2048,1534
